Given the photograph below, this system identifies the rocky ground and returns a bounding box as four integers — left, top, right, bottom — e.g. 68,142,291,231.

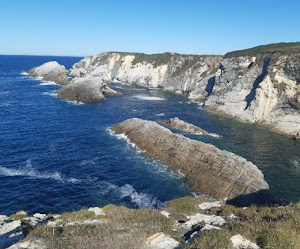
1,197,300,249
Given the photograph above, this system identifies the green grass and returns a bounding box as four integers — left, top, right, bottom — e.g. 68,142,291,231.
225,42,300,58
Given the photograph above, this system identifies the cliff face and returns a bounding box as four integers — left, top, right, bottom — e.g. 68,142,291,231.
201,51,300,137
112,118,272,206
69,52,222,93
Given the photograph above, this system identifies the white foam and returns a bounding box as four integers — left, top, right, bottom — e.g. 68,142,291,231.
0,159,84,184
208,133,221,138
20,71,29,76
155,113,165,117
66,100,84,105
39,81,59,86
114,86,123,89
42,91,57,97
98,182,162,208
132,94,166,101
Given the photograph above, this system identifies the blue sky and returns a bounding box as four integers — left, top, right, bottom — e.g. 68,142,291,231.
0,0,299,56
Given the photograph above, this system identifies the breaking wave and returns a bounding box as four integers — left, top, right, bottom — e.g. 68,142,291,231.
39,81,59,86
42,91,57,97
98,182,163,208
0,159,93,184
132,94,166,101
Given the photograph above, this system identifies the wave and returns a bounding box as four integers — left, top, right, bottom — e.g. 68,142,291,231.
0,91,10,95
39,81,59,86
20,71,29,76
107,128,144,153
155,113,165,116
42,91,57,97
66,100,84,105
113,86,123,89
98,182,162,208
0,159,92,184
132,94,166,101
208,133,221,138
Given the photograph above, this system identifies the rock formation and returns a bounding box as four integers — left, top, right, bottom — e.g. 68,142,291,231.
111,118,272,205
56,76,120,103
160,117,209,135
27,61,69,85
69,52,222,93
190,43,300,138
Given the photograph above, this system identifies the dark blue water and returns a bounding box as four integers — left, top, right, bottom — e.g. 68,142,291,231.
0,55,300,215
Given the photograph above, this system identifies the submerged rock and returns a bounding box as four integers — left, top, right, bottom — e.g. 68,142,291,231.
56,76,120,103
160,117,209,135
27,61,69,85
111,118,272,206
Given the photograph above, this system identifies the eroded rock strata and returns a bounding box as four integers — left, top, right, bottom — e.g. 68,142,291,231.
160,117,209,135
111,118,271,205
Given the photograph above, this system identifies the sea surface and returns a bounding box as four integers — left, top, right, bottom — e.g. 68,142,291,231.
0,55,300,215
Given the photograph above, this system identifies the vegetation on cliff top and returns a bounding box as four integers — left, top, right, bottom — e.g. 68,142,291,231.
225,42,300,58
15,197,300,249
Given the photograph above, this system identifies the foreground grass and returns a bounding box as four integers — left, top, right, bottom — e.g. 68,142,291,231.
23,197,300,249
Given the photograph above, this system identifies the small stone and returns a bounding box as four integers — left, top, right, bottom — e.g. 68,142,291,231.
198,201,222,210
145,232,181,249
33,213,46,220
231,234,259,249
160,211,170,218
88,207,105,216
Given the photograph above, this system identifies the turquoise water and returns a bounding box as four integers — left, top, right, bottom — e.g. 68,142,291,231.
0,55,299,215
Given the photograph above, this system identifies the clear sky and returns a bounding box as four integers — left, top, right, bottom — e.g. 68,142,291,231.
1,0,299,56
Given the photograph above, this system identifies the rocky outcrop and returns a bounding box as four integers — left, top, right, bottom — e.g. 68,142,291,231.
69,52,222,93
56,76,120,103
0,215,24,248
160,117,209,135
189,44,300,138
111,118,271,205
27,61,69,85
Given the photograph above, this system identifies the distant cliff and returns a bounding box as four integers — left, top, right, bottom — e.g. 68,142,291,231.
69,52,222,94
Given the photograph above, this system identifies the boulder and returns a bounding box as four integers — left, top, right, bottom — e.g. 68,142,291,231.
145,232,181,249
0,215,24,248
160,117,209,135
27,61,69,85
56,76,120,103
111,118,273,206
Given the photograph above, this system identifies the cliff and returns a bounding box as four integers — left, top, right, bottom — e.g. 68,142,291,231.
69,52,222,94
111,118,272,206
198,43,300,138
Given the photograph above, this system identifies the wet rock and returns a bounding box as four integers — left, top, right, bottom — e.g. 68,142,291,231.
160,117,209,135
27,61,69,85
112,118,271,205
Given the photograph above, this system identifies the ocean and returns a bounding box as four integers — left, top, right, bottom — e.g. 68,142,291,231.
0,55,299,215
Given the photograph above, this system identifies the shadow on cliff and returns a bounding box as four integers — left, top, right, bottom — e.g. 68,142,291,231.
244,59,270,110
227,189,283,207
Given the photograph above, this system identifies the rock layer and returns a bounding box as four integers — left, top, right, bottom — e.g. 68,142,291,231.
111,118,271,205
160,117,209,135
27,61,69,85
69,52,222,93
